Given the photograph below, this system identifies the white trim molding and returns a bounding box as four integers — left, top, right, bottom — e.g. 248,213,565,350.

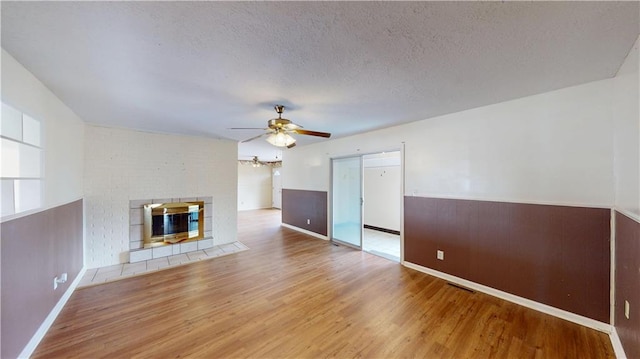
281,223,328,241
615,207,640,223
404,193,612,211
609,327,628,359
18,266,87,359
610,208,617,326
402,261,612,333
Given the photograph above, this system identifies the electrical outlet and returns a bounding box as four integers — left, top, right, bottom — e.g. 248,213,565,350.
53,273,68,290
625,300,630,319
307,219,310,225
437,250,444,260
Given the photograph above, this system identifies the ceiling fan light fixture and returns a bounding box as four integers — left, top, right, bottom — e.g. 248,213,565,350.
235,104,329,148
266,131,296,147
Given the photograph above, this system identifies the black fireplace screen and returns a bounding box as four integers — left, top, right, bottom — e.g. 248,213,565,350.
143,201,204,246
152,210,199,236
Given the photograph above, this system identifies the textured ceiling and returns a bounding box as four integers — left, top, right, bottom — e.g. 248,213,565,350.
2,2,638,161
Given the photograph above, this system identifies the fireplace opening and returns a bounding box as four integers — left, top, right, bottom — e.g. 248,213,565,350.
143,201,204,247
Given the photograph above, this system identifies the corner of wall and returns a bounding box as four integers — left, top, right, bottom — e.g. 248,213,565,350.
17,266,87,359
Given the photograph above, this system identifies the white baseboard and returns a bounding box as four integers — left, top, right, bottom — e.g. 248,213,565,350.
281,223,328,240
18,266,87,359
402,261,612,333
609,327,628,359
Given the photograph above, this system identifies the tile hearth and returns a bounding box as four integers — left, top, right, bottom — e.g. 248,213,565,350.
78,241,248,288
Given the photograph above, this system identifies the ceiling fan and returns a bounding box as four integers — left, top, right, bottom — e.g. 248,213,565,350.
231,105,331,148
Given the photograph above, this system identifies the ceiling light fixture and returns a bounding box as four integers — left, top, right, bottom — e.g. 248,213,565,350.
265,129,296,148
233,105,328,149
251,156,261,167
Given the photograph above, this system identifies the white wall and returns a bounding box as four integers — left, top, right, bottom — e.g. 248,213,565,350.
613,35,640,219
84,125,237,268
238,164,272,210
1,49,84,215
363,152,401,231
1,48,86,359
364,166,401,231
284,78,615,209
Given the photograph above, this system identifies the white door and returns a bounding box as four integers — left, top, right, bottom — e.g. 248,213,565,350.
272,168,282,209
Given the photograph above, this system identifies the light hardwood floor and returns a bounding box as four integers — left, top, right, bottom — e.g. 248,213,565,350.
33,209,614,358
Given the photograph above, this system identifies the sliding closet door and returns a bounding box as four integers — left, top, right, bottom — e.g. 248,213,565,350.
331,156,362,249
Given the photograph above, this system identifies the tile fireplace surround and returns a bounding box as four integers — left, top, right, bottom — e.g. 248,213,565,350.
129,196,213,263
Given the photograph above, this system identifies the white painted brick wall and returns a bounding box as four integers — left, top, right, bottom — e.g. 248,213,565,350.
84,125,238,268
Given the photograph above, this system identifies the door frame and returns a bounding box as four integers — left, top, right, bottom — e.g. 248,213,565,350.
329,145,405,262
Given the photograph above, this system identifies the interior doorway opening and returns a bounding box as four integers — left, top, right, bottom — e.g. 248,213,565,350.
272,168,282,209
330,150,402,262
362,151,401,262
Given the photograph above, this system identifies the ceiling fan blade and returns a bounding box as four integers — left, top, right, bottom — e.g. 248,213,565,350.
241,133,267,143
293,129,331,138
283,122,303,130
229,127,268,130
286,142,297,149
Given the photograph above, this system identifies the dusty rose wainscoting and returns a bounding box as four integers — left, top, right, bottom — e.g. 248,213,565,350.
404,196,610,323
282,189,328,236
1,199,84,359
615,211,640,358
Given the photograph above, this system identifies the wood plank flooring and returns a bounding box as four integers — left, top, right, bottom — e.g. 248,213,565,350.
33,209,614,358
